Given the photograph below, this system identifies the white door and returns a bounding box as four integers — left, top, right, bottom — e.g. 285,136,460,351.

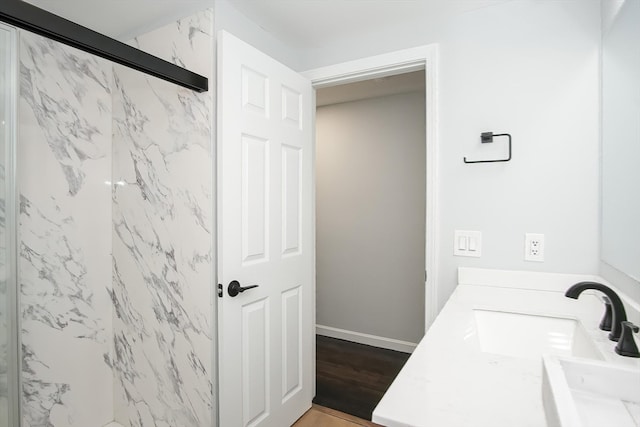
217,31,314,427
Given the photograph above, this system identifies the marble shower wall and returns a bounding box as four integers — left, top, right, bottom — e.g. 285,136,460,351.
18,32,114,427
111,10,214,427
17,8,214,427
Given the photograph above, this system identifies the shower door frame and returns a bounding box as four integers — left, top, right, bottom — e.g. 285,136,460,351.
1,20,20,427
0,0,207,92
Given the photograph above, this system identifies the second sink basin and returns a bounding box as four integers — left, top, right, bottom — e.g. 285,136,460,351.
473,309,603,360
542,355,640,427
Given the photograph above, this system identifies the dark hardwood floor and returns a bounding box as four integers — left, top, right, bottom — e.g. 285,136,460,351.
313,335,411,421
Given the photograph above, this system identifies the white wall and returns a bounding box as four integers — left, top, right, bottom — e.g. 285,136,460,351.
316,91,426,344
304,1,601,311
214,0,301,70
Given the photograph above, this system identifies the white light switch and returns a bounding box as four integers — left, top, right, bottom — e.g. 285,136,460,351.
454,230,482,257
468,237,477,251
458,236,468,250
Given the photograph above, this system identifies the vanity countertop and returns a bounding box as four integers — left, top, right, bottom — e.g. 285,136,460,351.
372,268,640,427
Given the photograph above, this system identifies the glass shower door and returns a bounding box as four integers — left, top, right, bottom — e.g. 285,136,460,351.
0,22,17,427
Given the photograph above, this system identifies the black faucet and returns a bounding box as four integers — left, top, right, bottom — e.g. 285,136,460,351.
565,281,627,341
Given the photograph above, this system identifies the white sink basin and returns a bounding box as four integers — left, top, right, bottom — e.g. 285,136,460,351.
543,355,640,427
473,309,602,360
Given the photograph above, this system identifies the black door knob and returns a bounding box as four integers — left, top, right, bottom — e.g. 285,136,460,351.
228,280,259,297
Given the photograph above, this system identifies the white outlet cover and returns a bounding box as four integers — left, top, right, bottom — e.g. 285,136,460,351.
525,233,545,262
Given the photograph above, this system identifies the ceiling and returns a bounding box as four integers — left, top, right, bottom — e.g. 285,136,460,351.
227,0,510,49
24,0,215,40
24,0,511,45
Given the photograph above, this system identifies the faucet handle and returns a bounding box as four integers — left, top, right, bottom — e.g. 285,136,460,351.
614,321,640,358
599,296,613,331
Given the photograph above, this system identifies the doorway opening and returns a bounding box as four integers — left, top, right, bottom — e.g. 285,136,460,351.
312,69,430,420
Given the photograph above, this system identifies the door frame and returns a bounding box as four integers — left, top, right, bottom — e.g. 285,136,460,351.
302,44,440,333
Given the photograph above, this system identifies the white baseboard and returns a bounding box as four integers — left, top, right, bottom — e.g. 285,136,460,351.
316,324,417,354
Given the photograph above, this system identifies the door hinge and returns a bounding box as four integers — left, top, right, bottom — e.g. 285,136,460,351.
425,270,428,282
217,283,223,298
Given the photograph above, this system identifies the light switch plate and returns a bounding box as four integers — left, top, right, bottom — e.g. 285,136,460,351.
454,230,482,257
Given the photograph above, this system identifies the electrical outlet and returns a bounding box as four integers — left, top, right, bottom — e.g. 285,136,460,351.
525,233,544,262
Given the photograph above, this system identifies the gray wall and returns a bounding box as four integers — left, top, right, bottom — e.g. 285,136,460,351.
316,91,426,344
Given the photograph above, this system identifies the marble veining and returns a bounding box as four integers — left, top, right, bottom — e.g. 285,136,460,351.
19,31,114,427
19,36,111,197
111,9,214,427
16,9,214,427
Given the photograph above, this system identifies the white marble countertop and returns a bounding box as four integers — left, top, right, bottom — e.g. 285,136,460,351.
372,268,640,427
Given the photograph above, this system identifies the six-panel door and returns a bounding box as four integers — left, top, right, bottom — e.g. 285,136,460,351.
217,31,313,427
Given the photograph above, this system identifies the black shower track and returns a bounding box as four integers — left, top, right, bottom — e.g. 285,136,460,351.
0,0,209,93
